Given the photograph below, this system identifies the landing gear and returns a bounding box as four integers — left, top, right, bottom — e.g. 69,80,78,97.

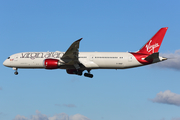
73,64,82,76
14,71,18,75
76,70,83,76
66,69,93,78
84,73,93,78
13,68,18,75
84,70,93,78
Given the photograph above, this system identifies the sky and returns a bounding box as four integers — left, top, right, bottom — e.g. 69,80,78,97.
1,0,180,120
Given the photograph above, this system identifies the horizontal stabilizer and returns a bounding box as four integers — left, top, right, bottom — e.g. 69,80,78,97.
145,52,159,61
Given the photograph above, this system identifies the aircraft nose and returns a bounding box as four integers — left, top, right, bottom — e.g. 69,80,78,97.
3,59,9,67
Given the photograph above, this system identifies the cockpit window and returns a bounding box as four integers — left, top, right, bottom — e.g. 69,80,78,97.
7,57,10,59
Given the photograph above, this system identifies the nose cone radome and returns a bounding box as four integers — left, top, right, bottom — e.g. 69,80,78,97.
3,60,9,67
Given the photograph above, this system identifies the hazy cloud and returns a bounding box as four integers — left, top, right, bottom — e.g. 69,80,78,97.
0,87,2,90
63,104,76,108
55,104,77,108
70,114,90,120
13,110,90,120
171,118,180,120
150,90,180,106
49,113,69,120
153,49,180,70
31,110,48,120
14,115,29,120
49,113,90,120
159,117,180,120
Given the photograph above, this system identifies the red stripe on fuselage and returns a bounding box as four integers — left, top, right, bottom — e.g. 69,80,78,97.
130,53,153,65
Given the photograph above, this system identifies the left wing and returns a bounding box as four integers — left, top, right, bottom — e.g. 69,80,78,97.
61,38,82,68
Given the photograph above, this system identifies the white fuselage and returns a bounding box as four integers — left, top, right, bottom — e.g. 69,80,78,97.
2,28,168,78
3,51,162,70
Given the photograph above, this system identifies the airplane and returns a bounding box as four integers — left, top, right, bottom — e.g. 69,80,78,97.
3,27,168,78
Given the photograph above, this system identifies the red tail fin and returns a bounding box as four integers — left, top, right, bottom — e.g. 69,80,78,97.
136,27,168,54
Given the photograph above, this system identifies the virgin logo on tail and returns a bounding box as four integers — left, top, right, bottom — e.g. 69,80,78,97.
146,40,159,53
137,27,168,54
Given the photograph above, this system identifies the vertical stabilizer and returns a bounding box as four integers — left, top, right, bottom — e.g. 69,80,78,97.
136,27,168,54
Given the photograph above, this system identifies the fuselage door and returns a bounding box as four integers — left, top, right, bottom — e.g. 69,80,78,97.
89,55,94,61
128,56,132,62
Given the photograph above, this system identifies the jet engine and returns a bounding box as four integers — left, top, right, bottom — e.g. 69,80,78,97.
44,59,61,69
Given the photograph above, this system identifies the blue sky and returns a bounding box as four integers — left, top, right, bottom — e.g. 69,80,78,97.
1,1,180,120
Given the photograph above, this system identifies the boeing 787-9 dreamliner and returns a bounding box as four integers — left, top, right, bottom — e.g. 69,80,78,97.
3,27,168,78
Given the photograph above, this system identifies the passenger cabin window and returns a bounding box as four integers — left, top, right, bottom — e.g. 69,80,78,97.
79,56,87,58
95,57,118,59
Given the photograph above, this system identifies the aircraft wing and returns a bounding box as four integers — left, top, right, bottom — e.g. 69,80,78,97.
61,38,82,67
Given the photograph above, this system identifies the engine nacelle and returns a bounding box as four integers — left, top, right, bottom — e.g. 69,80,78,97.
44,59,61,69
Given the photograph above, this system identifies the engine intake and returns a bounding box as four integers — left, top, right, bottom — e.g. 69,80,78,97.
44,59,61,69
